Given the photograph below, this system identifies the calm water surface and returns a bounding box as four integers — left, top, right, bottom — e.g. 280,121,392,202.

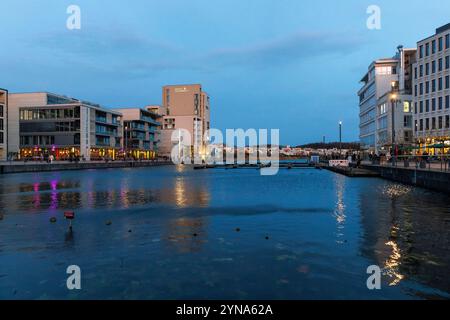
0,165,449,299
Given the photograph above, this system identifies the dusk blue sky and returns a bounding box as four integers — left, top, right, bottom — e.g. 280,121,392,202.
1,0,449,145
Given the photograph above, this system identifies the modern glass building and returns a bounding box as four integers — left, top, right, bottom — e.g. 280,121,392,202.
112,108,160,160
358,47,416,156
8,92,123,161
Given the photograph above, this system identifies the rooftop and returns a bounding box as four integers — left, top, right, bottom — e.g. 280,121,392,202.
10,91,122,115
417,23,450,43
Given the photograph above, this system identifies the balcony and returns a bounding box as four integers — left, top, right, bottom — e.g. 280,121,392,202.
95,117,120,127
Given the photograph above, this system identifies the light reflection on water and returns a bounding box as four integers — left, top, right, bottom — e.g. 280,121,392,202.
0,166,449,299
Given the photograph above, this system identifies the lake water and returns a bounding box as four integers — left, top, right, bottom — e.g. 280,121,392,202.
0,165,449,299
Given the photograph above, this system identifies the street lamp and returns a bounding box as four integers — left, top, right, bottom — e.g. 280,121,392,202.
390,82,400,165
339,121,342,158
124,126,128,159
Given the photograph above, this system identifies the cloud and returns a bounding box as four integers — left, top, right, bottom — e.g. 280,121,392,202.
204,31,366,69
27,27,366,78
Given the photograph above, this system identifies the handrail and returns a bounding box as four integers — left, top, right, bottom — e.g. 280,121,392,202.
367,154,450,172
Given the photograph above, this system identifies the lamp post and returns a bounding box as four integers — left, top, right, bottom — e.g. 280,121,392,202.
339,121,342,158
390,81,400,166
124,126,128,159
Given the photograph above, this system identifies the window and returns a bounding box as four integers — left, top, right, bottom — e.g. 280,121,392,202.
439,37,443,51
420,101,424,113
439,97,443,110
0,105,3,117
446,75,450,89
432,98,436,111
446,56,450,69
376,66,393,75
0,132,3,144
446,34,450,49
439,77,443,91
432,79,436,92
425,63,429,75
426,99,430,112
432,40,436,54
439,58,443,71
415,120,418,131
419,45,423,58
403,101,411,113
426,118,430,130
426,81,430,94
0,119,3,130
414,102,418,114
420,64,423,77
439,116,443,129
446,115,450,128
404,115,412,128
446,96,450,109
432,60,436,73
426,43,430,56
420,83,424,95
420,119,423,131
432,117,436,130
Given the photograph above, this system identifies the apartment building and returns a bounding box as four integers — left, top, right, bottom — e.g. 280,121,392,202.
0,88,7,160
112,108,160,159
158,84,211,160
358,47,416,155
8,92,123,161
413,24,450,154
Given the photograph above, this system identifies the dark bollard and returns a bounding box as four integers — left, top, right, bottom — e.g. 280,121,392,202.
49,217,57,223
64,211,75,231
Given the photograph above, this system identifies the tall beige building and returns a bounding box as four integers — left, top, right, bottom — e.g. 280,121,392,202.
0,88,7,160
156,84,210,159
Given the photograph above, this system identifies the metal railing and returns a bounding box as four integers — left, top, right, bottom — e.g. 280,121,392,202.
368,154,450,172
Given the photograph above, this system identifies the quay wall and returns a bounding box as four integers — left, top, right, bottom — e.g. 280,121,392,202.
362,165,450,195
0,161,173,174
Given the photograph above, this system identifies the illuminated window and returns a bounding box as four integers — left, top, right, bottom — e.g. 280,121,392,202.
403,101,410,113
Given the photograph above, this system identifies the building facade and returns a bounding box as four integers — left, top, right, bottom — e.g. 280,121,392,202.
8,92,123,161
0,88,7,160
158,84,211,160
112,108,160,159
358,47,416,155
413,24,450,154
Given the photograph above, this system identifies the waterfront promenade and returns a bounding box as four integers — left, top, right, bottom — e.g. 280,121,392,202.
0,159,172,174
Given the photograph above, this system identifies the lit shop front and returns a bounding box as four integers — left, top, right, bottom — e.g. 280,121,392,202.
20,146,80,160
415,137,450,155
124,149,156,160
89,148,120,160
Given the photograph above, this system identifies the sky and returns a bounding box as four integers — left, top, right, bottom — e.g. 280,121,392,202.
1,0,450,145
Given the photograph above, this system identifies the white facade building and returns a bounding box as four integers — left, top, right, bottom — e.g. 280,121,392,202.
413,24,450,151
358,47,416,155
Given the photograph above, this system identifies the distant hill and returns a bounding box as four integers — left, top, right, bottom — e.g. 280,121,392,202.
295,142,360,150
